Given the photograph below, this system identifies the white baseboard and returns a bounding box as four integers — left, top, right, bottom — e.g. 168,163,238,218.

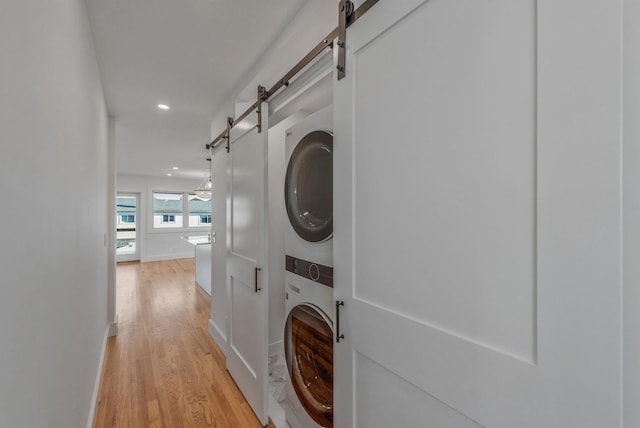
108,315,118,337
196,280,211,296
208,319,228,356
141,252,193,263
86,325,110,428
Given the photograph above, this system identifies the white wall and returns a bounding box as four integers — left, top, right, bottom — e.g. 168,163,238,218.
624,0,640,425
0,1,110,427
209,0,335,137
117,174,207,262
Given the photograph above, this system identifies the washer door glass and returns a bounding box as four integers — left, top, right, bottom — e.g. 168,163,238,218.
285,130,333,242
285,304,333,427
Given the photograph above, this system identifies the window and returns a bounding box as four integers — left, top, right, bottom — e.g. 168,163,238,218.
152,192,211,229
188,193,212,227
153,192,184,228
120,214,135,223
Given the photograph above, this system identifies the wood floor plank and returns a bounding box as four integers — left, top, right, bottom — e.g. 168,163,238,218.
94,259,274,428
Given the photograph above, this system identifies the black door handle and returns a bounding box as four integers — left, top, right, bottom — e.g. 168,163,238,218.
336,301,345,343
255,267,261,293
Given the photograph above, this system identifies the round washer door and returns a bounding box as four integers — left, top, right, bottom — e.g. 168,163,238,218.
285,130,333,242
285,304,333,427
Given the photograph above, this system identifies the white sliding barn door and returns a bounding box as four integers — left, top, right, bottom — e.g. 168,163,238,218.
333,1,623,427
226,104,269,426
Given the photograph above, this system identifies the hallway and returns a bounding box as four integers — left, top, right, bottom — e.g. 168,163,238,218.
94,259,272,427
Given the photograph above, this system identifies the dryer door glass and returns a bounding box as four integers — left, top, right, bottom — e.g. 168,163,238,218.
285,131,333,242
285,304,333,427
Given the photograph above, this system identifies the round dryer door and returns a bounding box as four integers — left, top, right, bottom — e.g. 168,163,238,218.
285,304,333,427
285,130,333,242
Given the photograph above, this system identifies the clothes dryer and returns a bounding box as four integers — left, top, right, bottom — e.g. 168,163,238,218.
283,266,334,428
284,106,333,268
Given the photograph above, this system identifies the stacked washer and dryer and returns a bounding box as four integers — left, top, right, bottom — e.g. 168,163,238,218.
282,106,335,428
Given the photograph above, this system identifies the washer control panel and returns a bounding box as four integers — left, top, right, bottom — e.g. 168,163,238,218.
285,255,333,288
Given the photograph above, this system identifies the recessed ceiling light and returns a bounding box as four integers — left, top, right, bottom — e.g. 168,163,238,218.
172,166,179,170
158,104,170,110
166,173,172,176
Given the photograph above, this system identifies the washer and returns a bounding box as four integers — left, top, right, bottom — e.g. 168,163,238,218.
284,105,333,268
283,265,334,428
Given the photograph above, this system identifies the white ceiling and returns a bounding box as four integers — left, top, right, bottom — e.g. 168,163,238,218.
86,0,308,180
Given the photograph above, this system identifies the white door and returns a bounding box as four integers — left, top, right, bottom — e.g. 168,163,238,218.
115,193,139,262
334,1,623,427
226,104,270,426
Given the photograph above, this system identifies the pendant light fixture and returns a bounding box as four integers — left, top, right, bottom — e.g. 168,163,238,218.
194,158,212,199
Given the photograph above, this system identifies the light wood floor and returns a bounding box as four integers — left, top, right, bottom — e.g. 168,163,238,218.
94,259,274,428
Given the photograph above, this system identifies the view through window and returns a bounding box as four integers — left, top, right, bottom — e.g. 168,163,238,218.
188,193,212,227
153,192,184,228
152,192,211,229
116,195,137,256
